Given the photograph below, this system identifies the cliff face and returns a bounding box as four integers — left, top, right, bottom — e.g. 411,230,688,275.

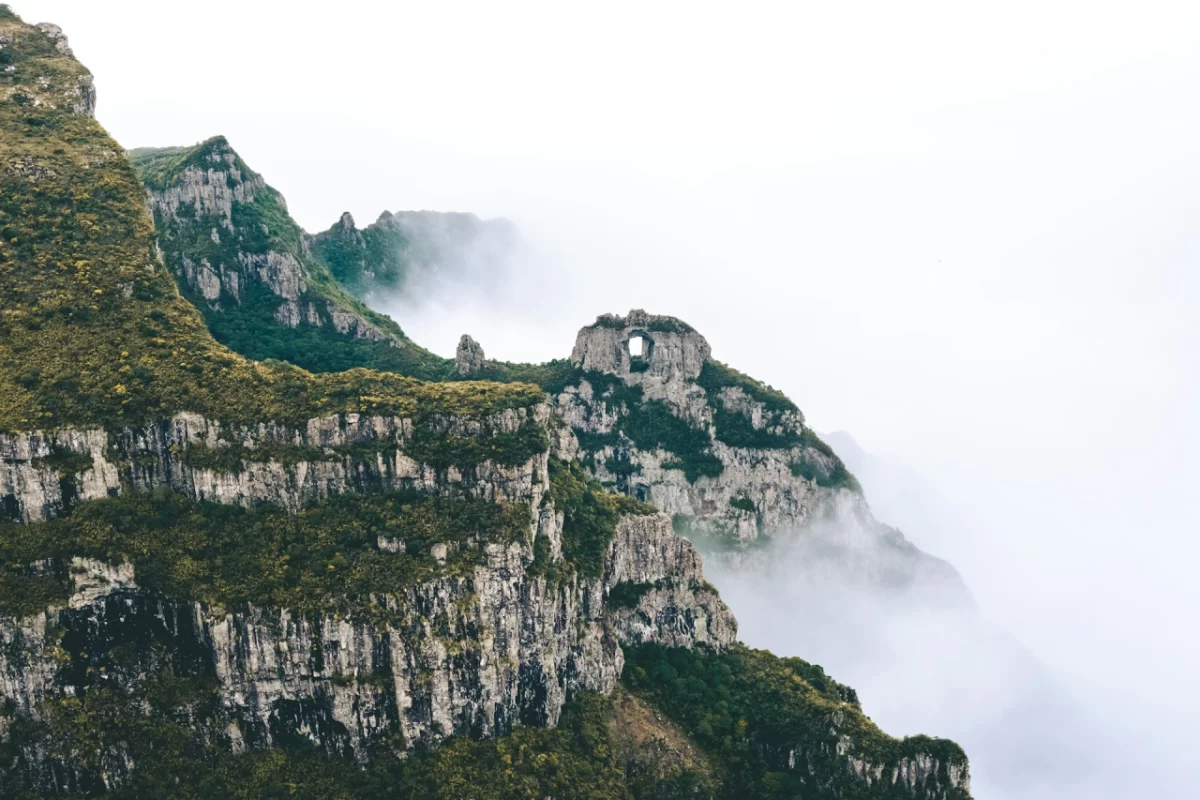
128,139,452,380
0,402,733,792
0,9,969,799
0,406,549,524
0,515,731,791
0,386,732,771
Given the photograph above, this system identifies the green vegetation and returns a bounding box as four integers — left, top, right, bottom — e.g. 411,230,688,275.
128,138,455,382
697,360,797,416
623,400,723,482
604,455,642,477
588,315,696,334
0,685,632,800
699,360,808,450
406,411,549,471
0,488,530,619
541,459,655,580
457,358,584,396
0,643,963,799
729,496,756,514
30,445,93,477
789,429,860,491
790,457,861,492
309,211,407,296
710,403,802,449
607,580,663,609
558,373,722,484
0,15,544,434
671,514,774,555
623,644,970,799
310,209,511,304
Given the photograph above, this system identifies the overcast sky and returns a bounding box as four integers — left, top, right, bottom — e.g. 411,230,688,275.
17,0,1200,788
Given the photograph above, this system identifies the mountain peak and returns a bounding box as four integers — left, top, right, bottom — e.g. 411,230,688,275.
0,10,94,117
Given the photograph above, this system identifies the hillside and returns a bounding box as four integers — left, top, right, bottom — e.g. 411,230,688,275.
0,7,970,799
310,207,519,303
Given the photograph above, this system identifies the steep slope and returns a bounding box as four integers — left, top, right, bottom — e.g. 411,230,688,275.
311,207,519,303
0,8,970,799
128,139,453,380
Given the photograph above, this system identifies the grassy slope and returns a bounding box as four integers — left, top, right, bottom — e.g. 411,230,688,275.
0,14,537,433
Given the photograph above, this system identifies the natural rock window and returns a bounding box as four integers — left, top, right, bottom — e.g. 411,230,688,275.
628,334,650,373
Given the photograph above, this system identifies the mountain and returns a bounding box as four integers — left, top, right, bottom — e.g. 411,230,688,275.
311,208,520,304
443,311,968,605
0,7,970,799
126,138,455,381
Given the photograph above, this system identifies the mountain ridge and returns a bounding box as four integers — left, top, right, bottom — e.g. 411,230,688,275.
0,7,971,799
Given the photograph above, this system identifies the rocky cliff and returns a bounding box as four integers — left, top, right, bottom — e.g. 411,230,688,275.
0,8,969,798
478,309,967,599
128,139,452,380
0,497,733,791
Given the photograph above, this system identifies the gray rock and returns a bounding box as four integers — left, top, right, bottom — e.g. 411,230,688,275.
571,309,710,383
561,310,970,605
456,334,486,376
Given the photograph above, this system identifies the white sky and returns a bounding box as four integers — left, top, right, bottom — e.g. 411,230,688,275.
15,0,1200,788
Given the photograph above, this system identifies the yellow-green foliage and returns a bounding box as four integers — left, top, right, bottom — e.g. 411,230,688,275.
0,487,531,619
0,10,541,433
624,644,971,799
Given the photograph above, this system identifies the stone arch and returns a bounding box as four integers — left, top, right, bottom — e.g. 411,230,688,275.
625,330,654,372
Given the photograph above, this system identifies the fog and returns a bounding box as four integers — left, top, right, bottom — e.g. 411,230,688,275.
18,0,1200,795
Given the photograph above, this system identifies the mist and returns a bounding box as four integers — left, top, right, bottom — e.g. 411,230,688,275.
16,0,1200,795
375,172,1199,796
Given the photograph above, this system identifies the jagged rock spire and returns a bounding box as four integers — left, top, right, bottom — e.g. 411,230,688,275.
456,334,486,375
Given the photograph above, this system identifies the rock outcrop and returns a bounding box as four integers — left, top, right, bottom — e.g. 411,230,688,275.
0,406,548,524
136,138,394,347
0,18,95,117
455,334,486,376
571,309,710,382
557,310,968,599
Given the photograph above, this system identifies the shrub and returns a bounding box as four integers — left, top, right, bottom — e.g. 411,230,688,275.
728,496,756,514
607,580,661,609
